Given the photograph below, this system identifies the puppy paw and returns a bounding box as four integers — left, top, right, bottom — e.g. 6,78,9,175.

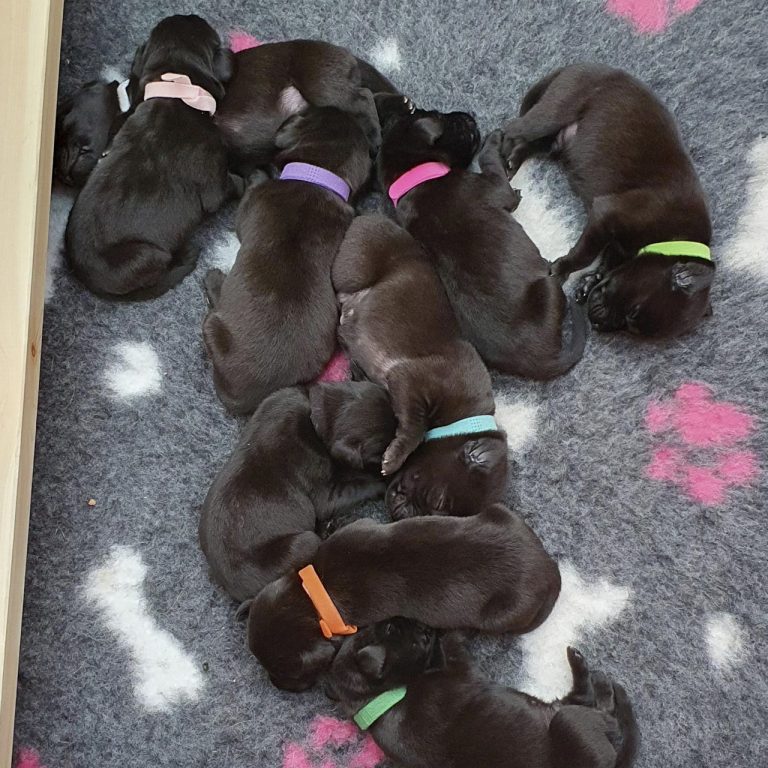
549,257,572,281
575,271,604,304
482,128,504,152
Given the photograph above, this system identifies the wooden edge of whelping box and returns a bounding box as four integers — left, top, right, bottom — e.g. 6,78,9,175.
0,2,64,766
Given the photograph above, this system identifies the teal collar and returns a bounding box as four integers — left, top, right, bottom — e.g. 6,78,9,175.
423,415,498,442
353,687,407,730
637,241,712,262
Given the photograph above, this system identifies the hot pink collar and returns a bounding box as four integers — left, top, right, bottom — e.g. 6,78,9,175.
388,162,451,205
143,73,217,116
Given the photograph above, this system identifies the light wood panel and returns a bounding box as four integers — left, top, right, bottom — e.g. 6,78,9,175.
0,2,64,766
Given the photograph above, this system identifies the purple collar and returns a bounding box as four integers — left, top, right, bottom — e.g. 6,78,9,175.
279,162,350,201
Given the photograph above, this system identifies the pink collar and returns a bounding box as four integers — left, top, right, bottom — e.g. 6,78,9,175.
143,73,217,116
388,162,451,205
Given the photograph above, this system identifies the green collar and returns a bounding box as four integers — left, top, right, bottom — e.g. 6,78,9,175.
637,240,712,262
353,687,407,730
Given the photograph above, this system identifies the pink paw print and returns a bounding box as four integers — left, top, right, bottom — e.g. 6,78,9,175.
283,716,387,768
605,0,702,34
645,383,760,505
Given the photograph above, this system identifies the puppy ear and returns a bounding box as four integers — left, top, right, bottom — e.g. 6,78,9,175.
274,114,307,150
462,437,503,472
355,644,387,680
235,599,253,621
671,261,714,295
129,42,146,79
413,116,444,144
214,46,236,84
300,640,338,679
310,384,365,468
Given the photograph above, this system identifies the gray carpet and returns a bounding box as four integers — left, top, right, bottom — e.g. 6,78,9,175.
14,1,768,766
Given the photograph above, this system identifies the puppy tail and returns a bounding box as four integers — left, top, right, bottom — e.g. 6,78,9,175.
537,296,588,379
612,683,641,768
88,240,197,298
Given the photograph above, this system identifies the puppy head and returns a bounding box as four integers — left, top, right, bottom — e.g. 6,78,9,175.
129,14,234,103
245,575,338,691
54,80,120,186
324,618,439,704
386,433,508,519
374,94,481,185
309,382,396,469
587,254,714,337
274,107,373,195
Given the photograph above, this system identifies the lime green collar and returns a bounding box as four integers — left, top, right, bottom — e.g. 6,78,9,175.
353,687,407,730
637,241,712,262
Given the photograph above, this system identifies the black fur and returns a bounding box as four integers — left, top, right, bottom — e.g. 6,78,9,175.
202,106,372,415
54,80,126,186
333,213,501,480
326,619,640,768
215,41,397,175
376,94,587,378
199,382,395,604
65,15,241,299
502,63,714,338
244,505,560,690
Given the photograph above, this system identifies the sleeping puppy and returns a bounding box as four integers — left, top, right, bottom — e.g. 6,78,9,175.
54,79,127,186
199,382,395,603
384,433,508,520
243,504,560,690
502,64,714,337
203,106,372,415
65,15,241,298
376,94,587,378
216,40,397,174
333,213,505,478
326,618,639,768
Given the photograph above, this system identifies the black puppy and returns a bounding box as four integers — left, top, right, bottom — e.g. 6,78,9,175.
65,15,241,298
502,64,714,337
216,40,397,174
54,80,128,186
333,213,506,483
199,382,395,603
376,95,587,378
203,107,372,415
243,504,560,690
326,618,639,768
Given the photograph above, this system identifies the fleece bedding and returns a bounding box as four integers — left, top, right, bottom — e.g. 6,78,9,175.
13,0,768,766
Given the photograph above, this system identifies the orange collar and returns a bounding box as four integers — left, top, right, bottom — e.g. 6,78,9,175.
298,565,357,639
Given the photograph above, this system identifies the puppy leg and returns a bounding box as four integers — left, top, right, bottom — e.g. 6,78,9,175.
227,172,246,200
478,130,521,211
381,371,428,476
549,707,618,768
203,268,226,309
349,87,382,153
551,197,616,279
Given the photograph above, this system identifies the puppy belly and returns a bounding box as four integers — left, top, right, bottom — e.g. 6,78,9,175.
278,86,309,117
554,122,578,152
